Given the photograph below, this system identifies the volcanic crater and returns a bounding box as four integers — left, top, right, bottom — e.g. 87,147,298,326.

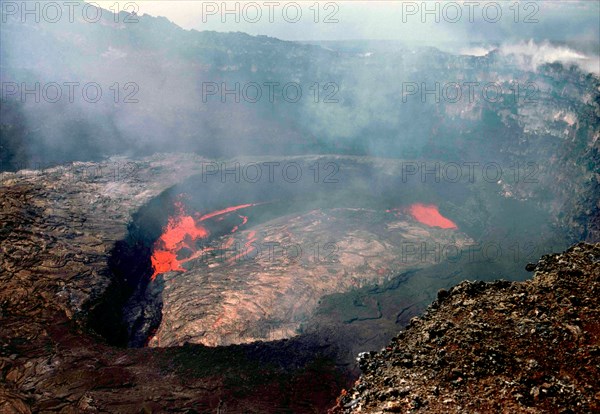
0,154,578,412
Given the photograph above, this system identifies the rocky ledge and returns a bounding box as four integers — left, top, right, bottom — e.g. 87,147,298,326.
331,242,600,413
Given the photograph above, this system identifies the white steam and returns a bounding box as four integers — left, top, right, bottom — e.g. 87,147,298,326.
500,40,599,75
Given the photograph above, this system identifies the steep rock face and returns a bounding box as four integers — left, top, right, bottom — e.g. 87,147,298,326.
331,242,600,414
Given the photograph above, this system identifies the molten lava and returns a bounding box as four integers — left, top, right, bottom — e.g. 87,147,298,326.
150,198,258,280
407,203,457,229
197,204,255,221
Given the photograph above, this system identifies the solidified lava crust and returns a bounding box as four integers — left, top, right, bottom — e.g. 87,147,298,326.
145,204,471,348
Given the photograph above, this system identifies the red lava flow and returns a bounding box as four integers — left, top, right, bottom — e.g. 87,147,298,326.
407,203,458,229
197,204,255,221
150,198,258,280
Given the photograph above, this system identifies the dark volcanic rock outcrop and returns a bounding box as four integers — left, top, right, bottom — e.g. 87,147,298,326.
331,242,600,413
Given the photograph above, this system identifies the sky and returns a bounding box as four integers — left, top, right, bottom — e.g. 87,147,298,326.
89,1,600,47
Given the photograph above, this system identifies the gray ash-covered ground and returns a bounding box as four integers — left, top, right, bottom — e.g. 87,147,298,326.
331,242,600,414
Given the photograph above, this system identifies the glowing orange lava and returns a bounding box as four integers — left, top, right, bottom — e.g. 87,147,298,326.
150,198,257,280
231,214,249,233
407,203,457,229
197,204,255,221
